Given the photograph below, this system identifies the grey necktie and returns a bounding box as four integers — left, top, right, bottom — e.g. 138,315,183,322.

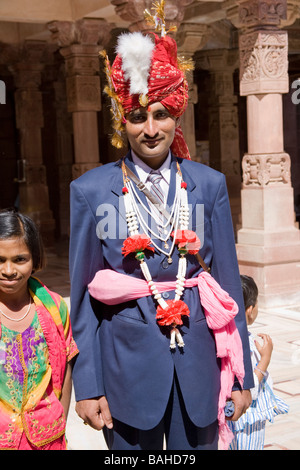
147,170,164,206
147,170,165,228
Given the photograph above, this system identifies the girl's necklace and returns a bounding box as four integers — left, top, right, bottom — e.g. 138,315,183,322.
0,297,32,322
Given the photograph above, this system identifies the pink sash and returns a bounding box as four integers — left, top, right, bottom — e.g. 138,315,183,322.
88,269,245,449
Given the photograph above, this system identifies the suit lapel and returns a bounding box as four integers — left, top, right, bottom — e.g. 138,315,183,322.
111,153,128,199
175,157,198,227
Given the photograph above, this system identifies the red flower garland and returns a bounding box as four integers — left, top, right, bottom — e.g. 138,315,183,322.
122,234,155,257
171,229,201,255
156,299,190,326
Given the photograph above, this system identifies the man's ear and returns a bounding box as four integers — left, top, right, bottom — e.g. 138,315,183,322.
175,117,181,128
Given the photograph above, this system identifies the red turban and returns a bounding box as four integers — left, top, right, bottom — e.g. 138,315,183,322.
109,32,192,160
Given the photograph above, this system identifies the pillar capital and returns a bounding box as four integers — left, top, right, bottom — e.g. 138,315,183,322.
237,0,287,30
239,29,288,95
110,0,194,33
47,18,106,171
48,19,110,114
226,0,300,29
176,23,210,55
233,0,289,96
47,18,111,48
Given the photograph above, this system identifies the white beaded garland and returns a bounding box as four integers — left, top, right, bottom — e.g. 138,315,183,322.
122,164,191,348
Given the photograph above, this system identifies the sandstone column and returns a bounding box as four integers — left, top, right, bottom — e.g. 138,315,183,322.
53,71,73,238
197,49,241,231
235,0,300,308
48,19,111,179
176,24,210,161
11,41,55,246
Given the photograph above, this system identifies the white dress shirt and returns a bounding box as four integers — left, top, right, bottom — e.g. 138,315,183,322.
131,151,171,207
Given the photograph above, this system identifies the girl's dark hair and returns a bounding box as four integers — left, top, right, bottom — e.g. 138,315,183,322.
0,209,45,272
240,275,258,310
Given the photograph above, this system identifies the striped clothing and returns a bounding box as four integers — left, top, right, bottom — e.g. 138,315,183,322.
228,333,289,450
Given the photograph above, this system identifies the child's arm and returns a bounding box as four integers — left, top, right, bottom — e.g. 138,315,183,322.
60,361,73,418
254,333,273,382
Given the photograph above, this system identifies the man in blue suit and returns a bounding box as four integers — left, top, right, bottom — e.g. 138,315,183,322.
69,24,254,450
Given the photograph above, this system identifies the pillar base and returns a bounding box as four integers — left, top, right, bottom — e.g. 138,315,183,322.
237,150,300,309
237,232,300,309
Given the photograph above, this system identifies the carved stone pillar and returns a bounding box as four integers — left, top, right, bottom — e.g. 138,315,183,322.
48,19,111,179
235,0,300,308
10,41,55,246
176,24,210,161
53,70,73,238
197,49,241,231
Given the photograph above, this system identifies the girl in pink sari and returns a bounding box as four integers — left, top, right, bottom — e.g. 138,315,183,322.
0,210,78,450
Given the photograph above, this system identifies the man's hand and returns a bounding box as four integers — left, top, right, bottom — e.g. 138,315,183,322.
228,389,252,421
75,396,113,430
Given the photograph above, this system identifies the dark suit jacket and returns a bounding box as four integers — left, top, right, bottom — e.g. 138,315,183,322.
69,153,254,430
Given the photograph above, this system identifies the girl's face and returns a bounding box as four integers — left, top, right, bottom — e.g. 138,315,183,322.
0,237,33,298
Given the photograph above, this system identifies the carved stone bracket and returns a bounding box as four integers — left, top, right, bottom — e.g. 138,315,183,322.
47,18,111,48
226,0,299,29
48,19,111,114
239,29,289,94
242,152,291,187
176,23,210,54
110,0,194,33
237,0,287,29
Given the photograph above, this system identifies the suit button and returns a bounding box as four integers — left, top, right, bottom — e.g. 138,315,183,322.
162,260,169,269
162,292,169,299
